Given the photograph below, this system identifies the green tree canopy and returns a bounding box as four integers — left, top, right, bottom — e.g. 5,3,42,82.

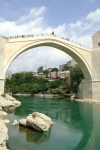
62,65,71,71
50,67,58,72
70,66,84,85
37,66,43,73
43,70,49,78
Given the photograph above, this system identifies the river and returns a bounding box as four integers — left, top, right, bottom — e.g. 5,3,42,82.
6,96,100,150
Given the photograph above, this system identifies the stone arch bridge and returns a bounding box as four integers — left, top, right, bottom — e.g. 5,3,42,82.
0,31,100,101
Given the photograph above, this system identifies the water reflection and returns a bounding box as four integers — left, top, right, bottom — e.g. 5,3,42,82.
74,102,100,150
19,126,51,144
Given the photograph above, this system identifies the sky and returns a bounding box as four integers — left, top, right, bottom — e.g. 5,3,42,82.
0,0,100,73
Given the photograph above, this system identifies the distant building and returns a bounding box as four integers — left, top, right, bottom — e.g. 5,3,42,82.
33,71,46,78
38,73,46,78
48,70,70,79
59,64,66,71
46,68,52,72
58,71,70,79
50,71,58,78
33,59,77,80
59,59,77,71
5,71,12,79
33,72,38,76
67,59,77,67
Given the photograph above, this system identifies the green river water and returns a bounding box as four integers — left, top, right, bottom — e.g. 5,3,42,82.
7,96,100,150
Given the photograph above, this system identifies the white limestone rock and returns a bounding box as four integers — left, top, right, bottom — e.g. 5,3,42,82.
5,119,10,124
0,111,3,119
19,119,27,127
13,119,19,125
0,95,21,150
0,119,8,149
5,94,15,101
0,95,21,111
19,112,54,131
0,106,2,111
2,111,8,117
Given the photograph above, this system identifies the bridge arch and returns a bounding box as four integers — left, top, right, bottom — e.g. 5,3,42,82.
5,36,92,81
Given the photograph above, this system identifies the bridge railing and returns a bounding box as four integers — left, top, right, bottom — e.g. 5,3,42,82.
0,34,91,49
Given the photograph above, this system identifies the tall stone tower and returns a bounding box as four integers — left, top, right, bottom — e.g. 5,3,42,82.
0,37,6,94
91,31,100,100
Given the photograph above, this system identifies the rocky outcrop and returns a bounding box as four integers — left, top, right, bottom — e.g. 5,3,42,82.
0,119,9,150
0,94,21,111
4,119,10,125
13,119,19,126
70,94,76,100
19,112,54,131
0,94,21,150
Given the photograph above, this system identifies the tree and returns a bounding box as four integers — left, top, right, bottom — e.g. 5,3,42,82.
70,66,84,93
48,80,61,89
31,84,39,94
62,65,70,71
43,70,49,78
50,67,58,72
37,66,43,73
70,66,84,84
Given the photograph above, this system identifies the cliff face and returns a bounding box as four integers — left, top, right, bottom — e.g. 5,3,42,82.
0,95,21,150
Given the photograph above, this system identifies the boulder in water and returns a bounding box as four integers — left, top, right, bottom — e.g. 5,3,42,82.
19,112,54,131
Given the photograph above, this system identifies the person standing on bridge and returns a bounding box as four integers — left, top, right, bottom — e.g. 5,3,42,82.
51,31,54,35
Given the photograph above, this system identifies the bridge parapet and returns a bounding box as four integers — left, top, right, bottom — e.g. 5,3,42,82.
1,34,91,50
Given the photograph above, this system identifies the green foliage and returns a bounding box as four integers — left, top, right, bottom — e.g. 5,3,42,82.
37,66,43,73
70,66,84,93
70,66,84,85
50,67,58,72
47,80,61,89
5,66,84,95
62,65,71,71
43,70,49,78
5,72,46,94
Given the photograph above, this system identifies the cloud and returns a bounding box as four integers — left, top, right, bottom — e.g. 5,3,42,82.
0,6,100,73
17,6,46,24
9,47,71,73
86,9,100,23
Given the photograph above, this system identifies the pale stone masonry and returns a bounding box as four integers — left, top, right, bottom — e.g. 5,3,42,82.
92,31,100,49
59,59,77,71
0,32,100,101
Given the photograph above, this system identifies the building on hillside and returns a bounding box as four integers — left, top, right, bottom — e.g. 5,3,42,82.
33,72,38,77
48,71,58,79
48,70,70,79
33,72,46,78
5,71,12,79
59,59,77,71
46,68,52,72
58,71,70,79
59,64,66,71
38,73,46,78
67,59,77,67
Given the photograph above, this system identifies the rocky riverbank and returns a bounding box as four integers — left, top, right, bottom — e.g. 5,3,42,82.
34,93,59,98
0,94,21,150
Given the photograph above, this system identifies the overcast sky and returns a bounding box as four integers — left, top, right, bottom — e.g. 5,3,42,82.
0,0,100,73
